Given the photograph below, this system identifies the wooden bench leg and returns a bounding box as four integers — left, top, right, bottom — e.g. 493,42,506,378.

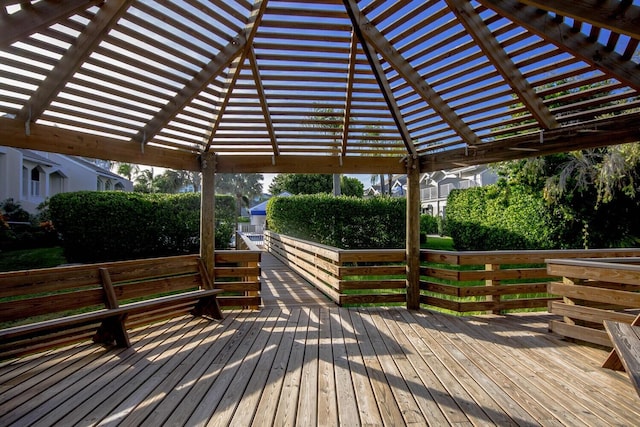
93,314,131,348
602,313,640,371
192,297,223,320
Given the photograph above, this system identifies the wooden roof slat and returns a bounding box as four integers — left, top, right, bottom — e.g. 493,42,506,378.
446,0,557,129
517,0,640,40
17,0,134,122
479,0,640,92
0,0,102,48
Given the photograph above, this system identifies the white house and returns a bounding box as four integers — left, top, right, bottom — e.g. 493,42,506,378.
0,146,133,214
420,165,498,217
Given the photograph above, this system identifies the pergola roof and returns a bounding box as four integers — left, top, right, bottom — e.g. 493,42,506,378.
1,0,639,174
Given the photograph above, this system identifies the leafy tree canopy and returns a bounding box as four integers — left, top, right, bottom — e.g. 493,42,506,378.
269,174,363,197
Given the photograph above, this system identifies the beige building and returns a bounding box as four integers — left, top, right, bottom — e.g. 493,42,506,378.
0,146,133,214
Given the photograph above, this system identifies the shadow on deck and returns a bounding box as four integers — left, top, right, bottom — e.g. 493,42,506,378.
0,253,638,426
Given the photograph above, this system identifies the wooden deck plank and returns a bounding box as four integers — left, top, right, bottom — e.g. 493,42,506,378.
250,308,302,426
329,308,361,425
296,308,320,427
340,308,384,426
0,316,189,426
361,309,426,426
349,309,406,426
114,311,256,426
227,310,291,426
1,307,639,426
179,310,274,426
316,307,339,427
435,312,640,426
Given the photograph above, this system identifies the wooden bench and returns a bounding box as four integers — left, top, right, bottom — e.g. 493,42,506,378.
0,255,222,360
602,314,640,396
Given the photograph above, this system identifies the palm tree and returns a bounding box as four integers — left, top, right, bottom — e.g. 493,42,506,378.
135,168,157,193
215,173,264,231
312,107,342,196
116,163,140,181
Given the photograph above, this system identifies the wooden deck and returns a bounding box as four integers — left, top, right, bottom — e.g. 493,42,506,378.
1,255,638,426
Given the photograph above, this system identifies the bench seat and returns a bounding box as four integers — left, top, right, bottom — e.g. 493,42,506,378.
0,255,223,359
603,320,640,396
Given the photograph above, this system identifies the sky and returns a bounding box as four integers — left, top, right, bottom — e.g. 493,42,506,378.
262,173,371,193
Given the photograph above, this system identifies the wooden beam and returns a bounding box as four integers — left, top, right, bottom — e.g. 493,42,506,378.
248,47,279,156
216,153,407,174
0,0,102,48
421,112,640,171
0,117,200,171
204,0,267,152
133,31,248,145
341,31,358,156
517,0,640,40
406,155,421,310
17,0,133,122
446,0,558,130
199,153,216,281
343,0,481,148
343,0,415,155
478,0,640,92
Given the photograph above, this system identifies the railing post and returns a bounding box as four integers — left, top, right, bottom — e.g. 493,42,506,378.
486,263,501,314
406,155,421,310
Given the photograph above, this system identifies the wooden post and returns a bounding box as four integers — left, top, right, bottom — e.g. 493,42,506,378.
406,155,421,310
486,263,501,314
200,152,216,281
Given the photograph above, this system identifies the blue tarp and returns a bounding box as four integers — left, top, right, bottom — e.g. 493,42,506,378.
249,191,291,216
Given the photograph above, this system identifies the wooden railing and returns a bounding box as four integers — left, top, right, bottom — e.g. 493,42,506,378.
264,231,406,306
214,250,261,309
547,257,640,346
421,249,640,315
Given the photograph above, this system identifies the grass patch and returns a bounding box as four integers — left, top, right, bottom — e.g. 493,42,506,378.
423,236,454,250
0,247,67,272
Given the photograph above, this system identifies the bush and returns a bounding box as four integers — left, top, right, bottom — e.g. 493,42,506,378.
420,214,438,235
0,198,59,251
445,185,557,250
267,194,405,249
49,192,235,263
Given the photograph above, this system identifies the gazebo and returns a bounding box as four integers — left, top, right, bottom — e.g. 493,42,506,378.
1,1,640,424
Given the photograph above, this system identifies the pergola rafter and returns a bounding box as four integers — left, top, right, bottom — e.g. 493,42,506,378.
0,0,636,171
446,0,558,130
479,0,640,91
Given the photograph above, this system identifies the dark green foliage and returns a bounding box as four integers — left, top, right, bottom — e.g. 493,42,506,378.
420,214,438,235
445,185,558,250
49,192,235,263
269,174,364,197
267,194,405,249
0,199,59,251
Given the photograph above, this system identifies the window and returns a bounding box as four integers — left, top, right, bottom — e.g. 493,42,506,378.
30,168,41,197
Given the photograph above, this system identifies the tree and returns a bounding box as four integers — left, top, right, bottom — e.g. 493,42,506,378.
492,143,640,248
215,173,264,231
269,173,363,197
116,163,140,181
155,169,189,193
311,107,343,196
134,169,157,193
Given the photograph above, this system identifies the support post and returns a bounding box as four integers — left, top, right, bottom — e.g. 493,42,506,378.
406,155,421,310
200,152,216,281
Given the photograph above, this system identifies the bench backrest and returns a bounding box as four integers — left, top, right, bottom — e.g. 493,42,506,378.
0,254,207,326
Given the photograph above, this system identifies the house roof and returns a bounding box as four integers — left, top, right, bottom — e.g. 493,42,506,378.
1,1,639,175
69,156,131,181
16,148,60,167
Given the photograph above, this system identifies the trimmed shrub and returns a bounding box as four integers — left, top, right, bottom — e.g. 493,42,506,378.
267,194,405,249
49,192,235,263
420,214,438,235
445,185,557,250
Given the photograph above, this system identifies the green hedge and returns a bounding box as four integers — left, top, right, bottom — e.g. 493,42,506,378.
445,185,557,250
267,194,406,249
420,214,438,235
49,192,235,263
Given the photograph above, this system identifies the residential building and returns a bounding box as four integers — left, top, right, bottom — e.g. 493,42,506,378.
0,146,133,214
420,165,498,217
